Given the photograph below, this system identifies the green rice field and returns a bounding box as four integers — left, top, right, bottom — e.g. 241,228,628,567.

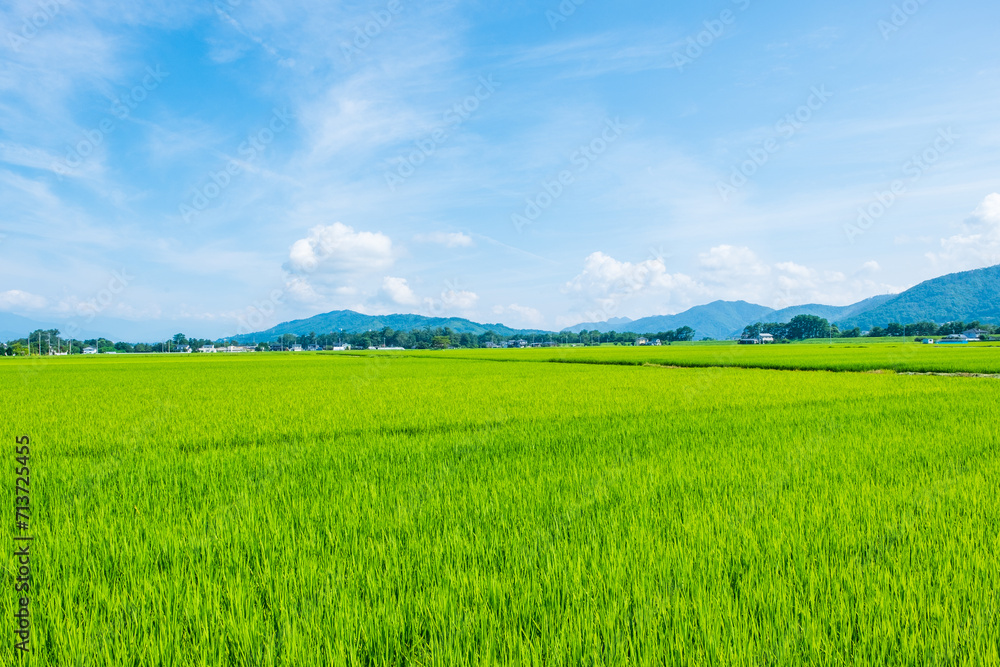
2,348,999,664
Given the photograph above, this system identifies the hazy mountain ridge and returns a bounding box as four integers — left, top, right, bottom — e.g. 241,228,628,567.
837,265,1000,329
5,265,998,344
229,310,550,342
563,265,1000,338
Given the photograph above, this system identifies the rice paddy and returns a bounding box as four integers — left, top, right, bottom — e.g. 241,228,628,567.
2,349,998,664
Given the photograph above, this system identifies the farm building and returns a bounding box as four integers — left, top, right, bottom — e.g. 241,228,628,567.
739,333,774,345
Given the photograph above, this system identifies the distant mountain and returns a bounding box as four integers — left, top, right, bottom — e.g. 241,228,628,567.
562,316,633,334
0,312,60,342
838,264,1000,329
229,310,550,342
0,312,125,343
561,264,1000,338
563,301,774,340
628,301,776,340
764,294,895,326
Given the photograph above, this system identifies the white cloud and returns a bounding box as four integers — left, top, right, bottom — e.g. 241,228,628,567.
286,222,394,274
0,290,47,311
414,232,474,248
565,251,694,297
563,251,701,324
493,303,545,327
862,260,881,273
381,276,419,306
928,194,1000,270
775,261,813,280
285,276,322,304
438,290,478,310
699,245,770,282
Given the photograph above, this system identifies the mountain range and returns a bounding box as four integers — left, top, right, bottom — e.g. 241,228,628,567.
3,264,999,343
229,310,550,343
222,264,1000,342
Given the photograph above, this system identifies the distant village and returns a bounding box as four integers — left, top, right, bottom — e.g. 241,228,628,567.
2,317,997,356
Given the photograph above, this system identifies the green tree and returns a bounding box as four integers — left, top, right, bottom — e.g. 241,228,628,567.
673,326,696,342
786,315,830,340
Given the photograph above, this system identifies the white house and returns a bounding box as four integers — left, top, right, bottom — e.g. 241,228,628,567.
739,333,774,345
199,345,217,353
82,347,98,354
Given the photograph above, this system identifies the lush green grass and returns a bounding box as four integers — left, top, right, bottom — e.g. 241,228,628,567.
403,340,1000,375
2,353,999,664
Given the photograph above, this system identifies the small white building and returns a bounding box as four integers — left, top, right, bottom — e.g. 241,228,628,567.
290,345,303,352
82,347,98,354
739,333,774,345
199,345,217,353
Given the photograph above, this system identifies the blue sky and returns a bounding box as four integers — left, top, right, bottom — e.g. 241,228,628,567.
1,0,999,339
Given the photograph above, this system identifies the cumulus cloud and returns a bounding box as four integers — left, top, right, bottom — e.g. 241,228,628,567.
286,222,394,275
381,276,419,306
285,276,322,304
928,193,1000,270
699,245,770,282
414,232,474,248
493,304,545,327
563,251,701,323
0,290,47,311
565,251,695,297
436,289,478,310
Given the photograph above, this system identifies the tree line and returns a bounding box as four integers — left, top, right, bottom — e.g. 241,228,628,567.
743,315,997,341
1,326,697,355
